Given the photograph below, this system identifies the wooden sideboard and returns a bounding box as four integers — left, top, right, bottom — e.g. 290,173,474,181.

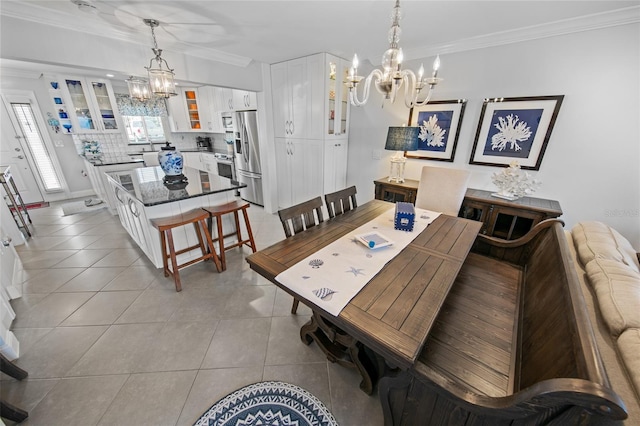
373,178,419,204
373,178,563,240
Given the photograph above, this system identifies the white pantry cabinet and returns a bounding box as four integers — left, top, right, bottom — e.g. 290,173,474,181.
55,76,123,134
275,138,324,208
270,53,350,208
271,56,323,139
323,140,348,195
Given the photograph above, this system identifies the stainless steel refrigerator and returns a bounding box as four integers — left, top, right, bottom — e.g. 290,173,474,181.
234,110,264,206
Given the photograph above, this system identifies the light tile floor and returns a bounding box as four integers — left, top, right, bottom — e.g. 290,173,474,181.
1,200,384,426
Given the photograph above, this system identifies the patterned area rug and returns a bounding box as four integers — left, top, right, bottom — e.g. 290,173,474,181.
194,381,339,426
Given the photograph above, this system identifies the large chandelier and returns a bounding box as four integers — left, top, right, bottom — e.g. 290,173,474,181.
126,76,151,101
144,19,177,98
345,0,442,108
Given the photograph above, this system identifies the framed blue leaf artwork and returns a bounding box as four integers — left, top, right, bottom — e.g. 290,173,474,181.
407,99,466,162
470,95,564,170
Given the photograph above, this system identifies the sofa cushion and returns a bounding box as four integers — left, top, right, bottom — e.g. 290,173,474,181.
572,222,640,271
617,328,640,399
586,258,640,336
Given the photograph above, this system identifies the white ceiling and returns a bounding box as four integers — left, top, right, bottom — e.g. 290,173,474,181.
1,0,639,80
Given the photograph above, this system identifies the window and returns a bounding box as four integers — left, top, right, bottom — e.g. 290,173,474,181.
11,103,63,192
123,116,166,144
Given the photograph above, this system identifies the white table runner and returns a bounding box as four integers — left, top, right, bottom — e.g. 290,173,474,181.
275,207,441,316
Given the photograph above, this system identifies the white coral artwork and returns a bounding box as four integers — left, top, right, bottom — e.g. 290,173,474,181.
490,114,532,152
419,114,446,147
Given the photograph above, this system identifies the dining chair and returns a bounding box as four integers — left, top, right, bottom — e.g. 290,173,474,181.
324,186,358,219
415,165,471,216
277,196,325,313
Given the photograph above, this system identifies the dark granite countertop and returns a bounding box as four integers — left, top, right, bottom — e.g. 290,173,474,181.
82,155,144,166
106,165,245,207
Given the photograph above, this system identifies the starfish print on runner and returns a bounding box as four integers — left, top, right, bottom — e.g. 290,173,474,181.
346,266,365,277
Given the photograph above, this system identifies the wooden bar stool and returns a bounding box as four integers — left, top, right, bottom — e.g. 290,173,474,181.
202,201,257,271
151,208,222,292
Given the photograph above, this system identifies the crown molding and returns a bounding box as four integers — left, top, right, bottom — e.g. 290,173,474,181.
0,66,42,79
403,6,640,60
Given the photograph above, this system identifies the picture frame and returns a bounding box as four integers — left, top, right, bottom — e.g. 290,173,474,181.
406,99,466,162
469,95,564,170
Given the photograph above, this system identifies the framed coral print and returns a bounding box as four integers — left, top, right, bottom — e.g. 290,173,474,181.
406,99,466,162
469,95,564,170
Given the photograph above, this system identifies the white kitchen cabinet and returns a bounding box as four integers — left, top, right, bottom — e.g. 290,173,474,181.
323,140,348,195
165,93,189,133
201,153,218,175
215,87,235,113
233,90,257,111
109,179,154,260
182,152,204,171
182,152,217,174
57,76,123,133
166,87,206,132
324,54,351,139
198,87,224,133
275,138,324,209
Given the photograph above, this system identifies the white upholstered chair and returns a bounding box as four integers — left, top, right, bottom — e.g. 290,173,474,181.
415,165,471,216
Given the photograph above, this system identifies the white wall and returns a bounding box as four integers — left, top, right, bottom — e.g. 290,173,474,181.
347,23,640,247
1,74,94,198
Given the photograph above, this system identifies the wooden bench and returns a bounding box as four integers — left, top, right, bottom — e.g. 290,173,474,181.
380,219,629,425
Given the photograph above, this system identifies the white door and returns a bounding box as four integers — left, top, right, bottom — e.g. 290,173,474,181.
0,100,44,204
2,93,67,202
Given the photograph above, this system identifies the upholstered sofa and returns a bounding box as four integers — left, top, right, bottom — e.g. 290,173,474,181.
568,221,640,422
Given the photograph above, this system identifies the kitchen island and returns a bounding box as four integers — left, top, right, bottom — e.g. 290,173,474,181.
106,165,245,268
82,155,145,215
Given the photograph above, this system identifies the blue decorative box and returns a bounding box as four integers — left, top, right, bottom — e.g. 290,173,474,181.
394,202,415,232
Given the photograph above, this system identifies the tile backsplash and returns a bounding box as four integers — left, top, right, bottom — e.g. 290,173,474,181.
73,131,228,158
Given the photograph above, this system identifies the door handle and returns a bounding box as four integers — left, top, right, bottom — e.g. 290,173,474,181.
1,236,12,247
14,148,21,152
13,155,24,160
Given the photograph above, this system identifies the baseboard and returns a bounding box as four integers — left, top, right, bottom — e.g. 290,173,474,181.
45,190,96,202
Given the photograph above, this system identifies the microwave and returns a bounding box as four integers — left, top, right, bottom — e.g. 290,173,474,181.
221,113,233,131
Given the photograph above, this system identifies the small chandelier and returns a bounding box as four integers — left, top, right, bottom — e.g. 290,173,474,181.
144,19,177,98
126,76,151,101
345,0,442,108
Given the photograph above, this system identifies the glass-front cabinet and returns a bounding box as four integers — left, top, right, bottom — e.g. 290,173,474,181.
183,89,201,130
325,54,350,139
61,77,122,133
89,80,119,131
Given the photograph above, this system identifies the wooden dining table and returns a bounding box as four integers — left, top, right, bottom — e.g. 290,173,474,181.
246,200,482,391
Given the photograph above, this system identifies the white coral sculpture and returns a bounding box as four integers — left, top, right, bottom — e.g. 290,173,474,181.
490,114,532,152
419,114,446,147
491,161,541,199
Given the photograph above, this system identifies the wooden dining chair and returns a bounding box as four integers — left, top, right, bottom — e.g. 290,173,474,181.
277,196,325,313
324,186,357,219
415,165,471,216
